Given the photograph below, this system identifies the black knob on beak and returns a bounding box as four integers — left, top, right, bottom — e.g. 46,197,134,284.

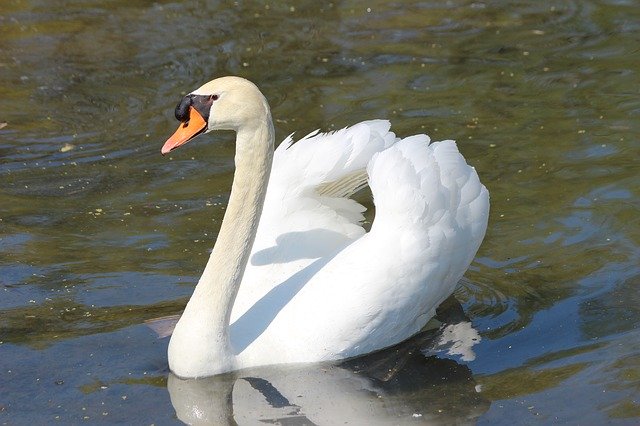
175,94,193,122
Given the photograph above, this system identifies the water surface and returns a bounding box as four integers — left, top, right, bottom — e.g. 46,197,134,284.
1,0,639,424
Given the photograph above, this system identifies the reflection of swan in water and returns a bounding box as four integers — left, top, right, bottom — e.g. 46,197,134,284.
166,297,489,425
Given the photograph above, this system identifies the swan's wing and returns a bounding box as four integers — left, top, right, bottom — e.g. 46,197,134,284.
367,136,489,258
245,136,490,363
248,121,398,269
348,137,489,351
331,136,489,355
231,120,397,323
263,119,397,244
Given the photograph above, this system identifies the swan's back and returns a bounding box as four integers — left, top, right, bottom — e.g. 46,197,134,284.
231,122,489,368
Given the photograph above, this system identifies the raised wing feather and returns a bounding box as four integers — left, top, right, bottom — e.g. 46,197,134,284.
247,136,490,362
231,121,399,322
262,120,397,238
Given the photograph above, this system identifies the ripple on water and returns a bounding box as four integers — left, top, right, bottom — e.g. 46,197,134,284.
0,0,640,423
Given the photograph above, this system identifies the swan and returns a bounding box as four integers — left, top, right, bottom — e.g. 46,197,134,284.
161,76,489,378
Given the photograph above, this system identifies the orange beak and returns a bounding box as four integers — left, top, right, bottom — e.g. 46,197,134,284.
161,106,207,155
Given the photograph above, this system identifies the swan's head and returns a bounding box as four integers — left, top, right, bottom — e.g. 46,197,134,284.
162,76,270,155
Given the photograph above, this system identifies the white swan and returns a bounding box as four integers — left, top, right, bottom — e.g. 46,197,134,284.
161,76,489,378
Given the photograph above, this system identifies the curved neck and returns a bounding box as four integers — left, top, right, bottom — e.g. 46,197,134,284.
200,121,274,330
169,117,274,377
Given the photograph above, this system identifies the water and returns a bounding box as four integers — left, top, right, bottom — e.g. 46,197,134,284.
1,0,639,424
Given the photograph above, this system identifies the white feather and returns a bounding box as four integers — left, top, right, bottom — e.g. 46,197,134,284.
231,123,489,367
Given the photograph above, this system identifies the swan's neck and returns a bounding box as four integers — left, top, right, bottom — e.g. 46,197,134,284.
168,119,274,378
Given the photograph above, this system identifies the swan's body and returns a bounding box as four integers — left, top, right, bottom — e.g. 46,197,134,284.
162,77,489,378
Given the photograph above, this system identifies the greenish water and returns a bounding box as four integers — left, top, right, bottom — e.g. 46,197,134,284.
1,0,639,424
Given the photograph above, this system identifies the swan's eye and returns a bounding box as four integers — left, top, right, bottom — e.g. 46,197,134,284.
210,94,219,101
